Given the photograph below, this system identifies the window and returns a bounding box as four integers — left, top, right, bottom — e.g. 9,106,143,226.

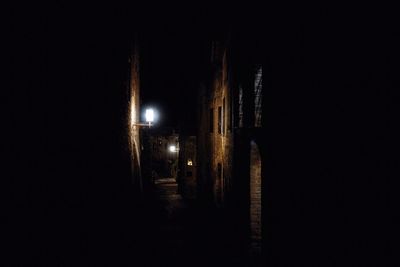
238,86,244,128
255,65,262,127
218,106,222,134
209,108,214,133
187,171,193,177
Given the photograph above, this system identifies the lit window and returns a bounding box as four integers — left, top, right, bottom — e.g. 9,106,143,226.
187,159,193,166
255,65,262,127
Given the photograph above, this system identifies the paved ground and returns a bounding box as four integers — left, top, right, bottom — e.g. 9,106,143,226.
138,177,262,267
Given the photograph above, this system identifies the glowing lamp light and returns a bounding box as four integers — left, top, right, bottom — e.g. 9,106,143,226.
169,145,177,153
145,108,155,123
132,107,157,127
187,159,193,166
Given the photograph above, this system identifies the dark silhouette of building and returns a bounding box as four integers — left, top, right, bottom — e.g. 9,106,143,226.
177,135,197,199
148,128,179,179
141,127,179,183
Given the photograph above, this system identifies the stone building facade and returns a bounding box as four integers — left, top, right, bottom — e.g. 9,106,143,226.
196,40,235,207
196,37,265,253
209,41,234,208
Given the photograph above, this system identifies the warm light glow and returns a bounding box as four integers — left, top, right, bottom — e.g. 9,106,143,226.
169,145,177,152
187,159,193,166
145,108,154,122
130,101,136,126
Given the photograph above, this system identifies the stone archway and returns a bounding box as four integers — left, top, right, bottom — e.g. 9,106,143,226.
250,140,262,250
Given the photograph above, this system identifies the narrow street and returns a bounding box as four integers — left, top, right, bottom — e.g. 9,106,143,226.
138,177,262,267
10,4,397,265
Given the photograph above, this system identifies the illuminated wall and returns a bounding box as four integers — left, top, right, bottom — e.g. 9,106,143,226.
128,44,142,192
209,44,233,207
196,38,264,253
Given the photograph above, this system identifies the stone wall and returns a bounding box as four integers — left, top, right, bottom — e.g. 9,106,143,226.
209,45,233,207
250,141,262,250
128,44,142,191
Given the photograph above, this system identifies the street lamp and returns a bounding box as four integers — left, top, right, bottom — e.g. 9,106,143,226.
169,145,177,153
145,108,154,126
168,144,179,178
133,108,156,127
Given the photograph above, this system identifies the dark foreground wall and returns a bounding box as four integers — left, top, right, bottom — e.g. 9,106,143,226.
260,6,400,266
5,4,145,265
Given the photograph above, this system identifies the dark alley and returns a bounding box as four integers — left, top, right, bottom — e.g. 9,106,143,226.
137,177,259,266
6,3,400,266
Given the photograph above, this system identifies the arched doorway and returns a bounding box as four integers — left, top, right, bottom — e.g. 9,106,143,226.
250,140,262,250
